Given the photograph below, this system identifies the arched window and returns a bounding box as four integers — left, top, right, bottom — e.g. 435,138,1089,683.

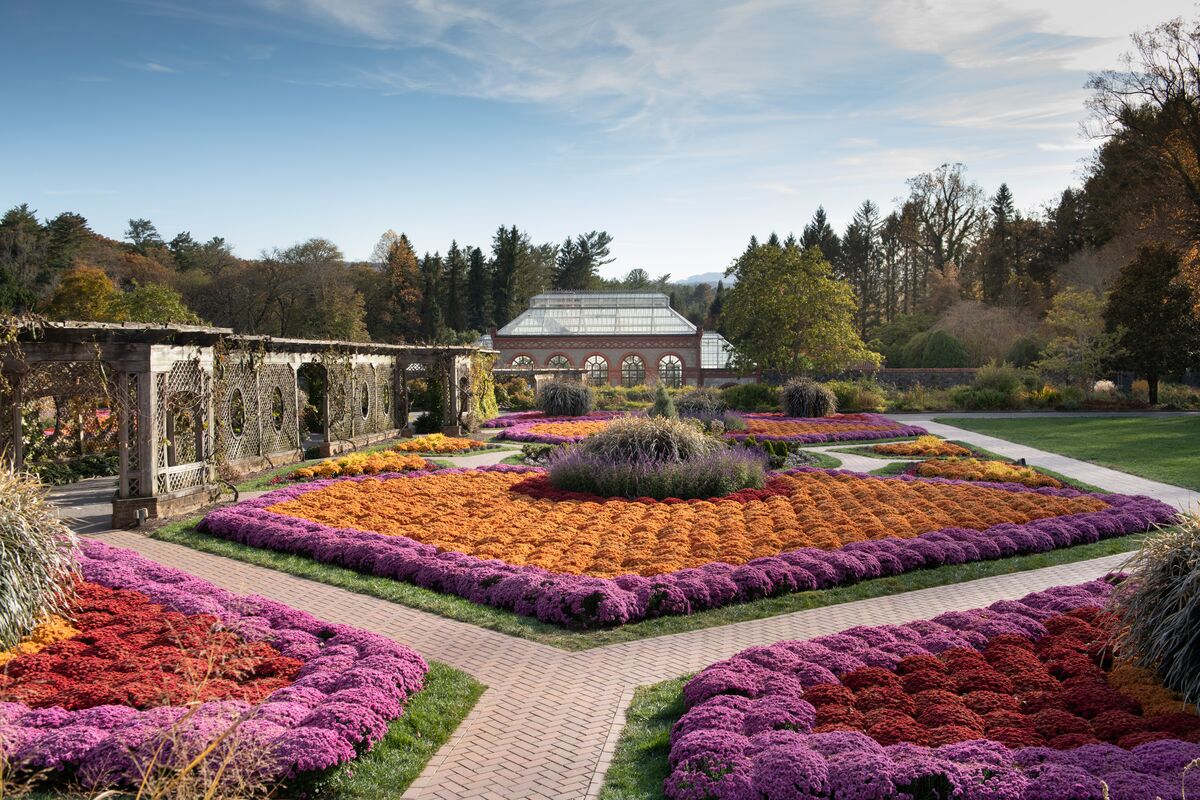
658,355,683,388
511,355,534,367
620,355,645,387
546,354,571,368
583,355,608,386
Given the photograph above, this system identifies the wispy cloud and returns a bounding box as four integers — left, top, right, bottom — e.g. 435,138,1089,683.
126,60,177,73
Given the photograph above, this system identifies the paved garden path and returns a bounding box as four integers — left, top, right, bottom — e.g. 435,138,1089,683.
76,423,1192,799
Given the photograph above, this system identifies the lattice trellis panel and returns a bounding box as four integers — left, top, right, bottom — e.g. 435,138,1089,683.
20,361,118,469
215,359,261,462
113,372,140,497
258,364,299,456
156,360,210,495
325,360,355,442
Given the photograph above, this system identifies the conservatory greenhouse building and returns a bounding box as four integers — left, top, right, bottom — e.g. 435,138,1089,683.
482,292,745,387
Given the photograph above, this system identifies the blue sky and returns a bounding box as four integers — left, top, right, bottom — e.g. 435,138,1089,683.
2,0,1193,279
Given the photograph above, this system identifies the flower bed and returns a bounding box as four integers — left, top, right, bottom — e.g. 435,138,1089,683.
0,540,428,787
483,411,622,429
494,418,619,444
912,458,1064,489
392,433,491,454
666,578,1200,799
873,435,972,457
726,413,928,444
283,451,434,482
199,465,1174,628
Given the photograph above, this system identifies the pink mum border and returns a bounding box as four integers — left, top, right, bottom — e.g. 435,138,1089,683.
483,410,624,429
0,540,428,787
198,465,1176,629
667,578,1200,800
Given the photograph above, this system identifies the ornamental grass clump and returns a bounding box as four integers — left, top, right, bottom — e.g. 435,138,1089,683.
0,470,78,650
676,387,725,415
781,378,837,418
1108,514,1200,705
547,415,765,499
536,380,594,417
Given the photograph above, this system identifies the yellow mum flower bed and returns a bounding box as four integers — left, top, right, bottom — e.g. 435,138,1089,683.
289,451,432,481
873,435,971,457
392,434,489,454
913,457,1064,489
0,615,79,666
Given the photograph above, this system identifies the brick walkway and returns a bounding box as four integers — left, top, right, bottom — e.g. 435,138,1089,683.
78,421,1192,799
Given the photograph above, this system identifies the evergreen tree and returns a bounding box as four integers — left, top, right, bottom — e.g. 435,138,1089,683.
419,252,444,341
766,232,782,248
490,225,520,327
466,246,490,331
382,233,422,341
44,212,92,274
981,184,1016,302
800,206,842,265
552,230,612,290
168,231,201,270
708,280,725,330
1104,245,1200,404
124,218,163,255
0,204,44,311
443,240,467,331
840,200,883,337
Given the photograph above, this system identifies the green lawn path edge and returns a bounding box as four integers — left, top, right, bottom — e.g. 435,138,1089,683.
152,518,1152,652
597,677,688,800
933,415,1200,492
299,661,484,798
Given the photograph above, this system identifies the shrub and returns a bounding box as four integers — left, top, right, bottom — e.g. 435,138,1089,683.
916,330,970,368
548,446,766,500
740,436,792,468
1108,515,1200,705
1092,379,1117,394
496,377,536,410
676,387,726,415
520,442,559,465
0,470,78,650
1006,335,1044,368
576,416,718,463
781,378,837,418
972,360,1031,397
537,380,594,417
824,378,887,412
722,383,779,411
649,385,678,419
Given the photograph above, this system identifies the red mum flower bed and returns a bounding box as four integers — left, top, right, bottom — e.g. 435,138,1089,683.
806,605,1200,751
0,582,301,710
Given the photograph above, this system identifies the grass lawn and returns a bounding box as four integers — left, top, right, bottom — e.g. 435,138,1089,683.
598,677,687,800
153,519,1150,651
934,415,1200,491
20,661,484,799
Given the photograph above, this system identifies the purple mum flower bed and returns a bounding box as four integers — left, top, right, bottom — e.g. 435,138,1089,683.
198,465,1176,629
0,540,428,786
666,579,1200,800
725,412,929,443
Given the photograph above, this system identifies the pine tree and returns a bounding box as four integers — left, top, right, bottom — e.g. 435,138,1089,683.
419,252,444,341
444,240,467,331
0,204,45,311
840,200,883,337
44,212,92,273
709,280,725,331
466,246,490,331
491,226,520,327
552,231,612,290
981,184,1016,303
382,233,423,341
801,206,842,265
125,218,163,255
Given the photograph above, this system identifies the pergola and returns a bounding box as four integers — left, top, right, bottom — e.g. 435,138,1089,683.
0,322,489,527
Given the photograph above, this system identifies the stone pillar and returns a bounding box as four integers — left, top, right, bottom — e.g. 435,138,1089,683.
6,371,24,471
441,355,462,436
116,371,131,499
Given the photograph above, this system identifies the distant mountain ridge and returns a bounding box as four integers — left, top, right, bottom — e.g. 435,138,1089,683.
675,271,732,285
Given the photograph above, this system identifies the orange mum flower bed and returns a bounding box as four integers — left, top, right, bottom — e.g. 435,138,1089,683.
913,457,1063,489
873,436,971,457
264,469,1106,579
527,420,611,438
0,616,79,667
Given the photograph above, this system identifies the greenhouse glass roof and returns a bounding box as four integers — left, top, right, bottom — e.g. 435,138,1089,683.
497,292,698,336
700,331,735,369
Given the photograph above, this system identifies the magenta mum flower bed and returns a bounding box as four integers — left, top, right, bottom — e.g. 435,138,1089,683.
199,464,1175,629
483,410,622,428
667,578,1200,800
0,540,428,787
